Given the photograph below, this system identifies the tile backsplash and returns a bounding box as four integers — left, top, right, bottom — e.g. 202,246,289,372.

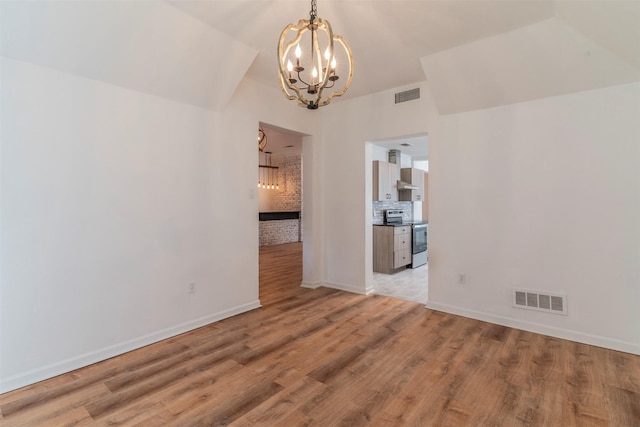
373,201,414,224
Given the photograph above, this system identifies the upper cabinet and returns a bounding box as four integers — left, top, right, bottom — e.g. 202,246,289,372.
373,160,399,201
399,168,425,202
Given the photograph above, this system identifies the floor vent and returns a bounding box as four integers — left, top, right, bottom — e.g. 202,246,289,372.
513,289,567,315
395,88,420,104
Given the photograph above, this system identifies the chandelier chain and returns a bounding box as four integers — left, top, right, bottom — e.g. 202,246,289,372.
309,0,317,21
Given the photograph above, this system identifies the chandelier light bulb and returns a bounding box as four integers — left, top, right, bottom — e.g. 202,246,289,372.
295,44,302,68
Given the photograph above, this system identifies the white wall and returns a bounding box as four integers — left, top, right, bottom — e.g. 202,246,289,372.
413,160,429,171
372,145,388,162
400,152,413,168
0,58,316,392
427,82,640,354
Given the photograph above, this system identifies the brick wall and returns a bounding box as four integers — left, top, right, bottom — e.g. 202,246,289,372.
270,154,301,212
259,154,302,246
259,219,301,246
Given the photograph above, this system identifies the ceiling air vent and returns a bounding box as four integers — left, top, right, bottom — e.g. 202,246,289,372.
513,288,567,315
395,88,420,104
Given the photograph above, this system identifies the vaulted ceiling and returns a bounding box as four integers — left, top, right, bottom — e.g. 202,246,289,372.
2,1,639,114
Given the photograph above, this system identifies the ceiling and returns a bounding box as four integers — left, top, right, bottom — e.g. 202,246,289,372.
168,0,640,111
166,0,558,100
373,134,428,161
2,1,638,114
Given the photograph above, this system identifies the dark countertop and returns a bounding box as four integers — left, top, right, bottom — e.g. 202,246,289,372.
374,221,428,227
259,211,300,221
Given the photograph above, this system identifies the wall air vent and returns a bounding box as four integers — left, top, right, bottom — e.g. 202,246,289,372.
513,288,567,315
395,88,420,104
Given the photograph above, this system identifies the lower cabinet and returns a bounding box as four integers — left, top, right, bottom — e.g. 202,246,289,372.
373,225,411,274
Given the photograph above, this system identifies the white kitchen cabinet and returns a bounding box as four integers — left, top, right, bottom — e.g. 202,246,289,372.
373,160,399,201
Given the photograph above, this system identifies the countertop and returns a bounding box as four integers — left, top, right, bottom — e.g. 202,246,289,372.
373,221,428,227
259,211,300,221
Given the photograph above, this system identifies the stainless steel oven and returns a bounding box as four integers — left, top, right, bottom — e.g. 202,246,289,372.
410,223,427,268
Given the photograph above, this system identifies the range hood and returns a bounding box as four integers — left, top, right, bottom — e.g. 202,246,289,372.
397,180,418,191
389,149,418,191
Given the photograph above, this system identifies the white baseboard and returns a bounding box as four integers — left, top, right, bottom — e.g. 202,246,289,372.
0,300,262,394
302,280,370,296
426,301,640,356
322,280,367,295
300,281,322,289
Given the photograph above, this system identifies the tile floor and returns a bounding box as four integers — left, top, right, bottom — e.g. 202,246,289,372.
372,263,428,304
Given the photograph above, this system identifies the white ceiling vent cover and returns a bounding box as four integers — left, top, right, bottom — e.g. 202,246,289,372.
513,288,567,315
395,88,420,104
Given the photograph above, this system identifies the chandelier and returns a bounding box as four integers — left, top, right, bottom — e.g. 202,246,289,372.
258,128,267,152
277,0,353,109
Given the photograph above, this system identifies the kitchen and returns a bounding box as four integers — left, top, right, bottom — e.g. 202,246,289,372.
371,137,429,304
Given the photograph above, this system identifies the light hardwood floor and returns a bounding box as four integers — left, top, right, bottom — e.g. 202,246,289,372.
1,241,638,426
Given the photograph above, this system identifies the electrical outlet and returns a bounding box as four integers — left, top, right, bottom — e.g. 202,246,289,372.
188,282,197,294
458,273,466,285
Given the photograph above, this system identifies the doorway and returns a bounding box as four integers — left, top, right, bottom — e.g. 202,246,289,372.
257,122,305,303
369,134,429,304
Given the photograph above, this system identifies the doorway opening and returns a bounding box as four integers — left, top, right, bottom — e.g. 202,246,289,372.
368,133,429,304
257,122,305,306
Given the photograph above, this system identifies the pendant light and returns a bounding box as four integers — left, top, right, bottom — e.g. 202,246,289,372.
258,151,279,191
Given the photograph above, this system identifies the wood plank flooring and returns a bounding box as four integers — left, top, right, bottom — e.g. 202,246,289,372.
1,241,639,426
